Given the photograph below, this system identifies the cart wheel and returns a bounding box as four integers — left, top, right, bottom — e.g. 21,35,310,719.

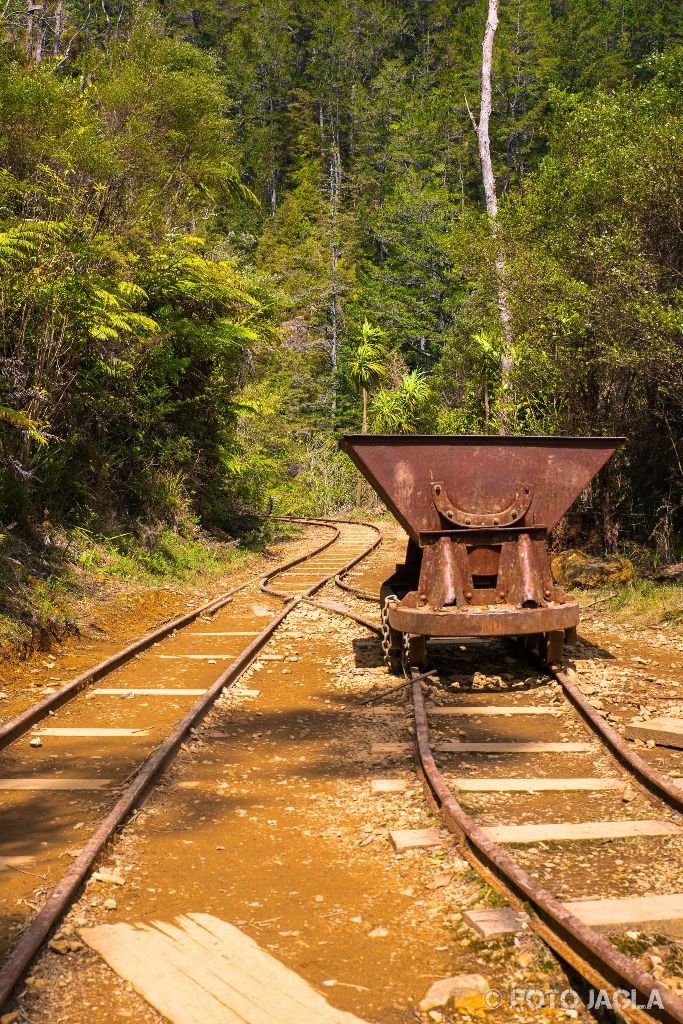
402,633,428,670
535,632,550,661
545,630,564,664
520,633,544,657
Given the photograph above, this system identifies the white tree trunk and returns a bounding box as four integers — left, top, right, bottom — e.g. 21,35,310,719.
328,142,341,414
475,0,514,431
478,0,499,222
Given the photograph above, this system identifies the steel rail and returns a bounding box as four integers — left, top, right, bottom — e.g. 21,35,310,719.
358,667,435,706
333,574,377,603
0,519,340,751
410,671,683,1024
300,595,381,636
0,581,252,751
262,518,381,600
0,519,380,1009
260,523,340,598
549,663,683,814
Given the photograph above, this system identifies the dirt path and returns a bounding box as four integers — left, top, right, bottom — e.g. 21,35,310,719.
6,522,683,1024
0,524,329,729
9,525,575,1024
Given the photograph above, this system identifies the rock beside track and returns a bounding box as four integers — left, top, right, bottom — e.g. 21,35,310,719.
419,973,491,1013
551,549,634,589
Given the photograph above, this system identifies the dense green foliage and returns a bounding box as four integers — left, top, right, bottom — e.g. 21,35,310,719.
0,28,276,539
1,0,682,559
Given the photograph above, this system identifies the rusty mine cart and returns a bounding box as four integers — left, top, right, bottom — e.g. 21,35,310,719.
340,435,623,670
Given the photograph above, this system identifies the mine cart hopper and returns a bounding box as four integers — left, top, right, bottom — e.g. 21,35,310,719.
340,435,623,669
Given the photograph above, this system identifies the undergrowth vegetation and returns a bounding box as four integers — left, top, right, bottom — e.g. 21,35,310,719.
0,516,287,654
604,581,683,630
71,527,244,581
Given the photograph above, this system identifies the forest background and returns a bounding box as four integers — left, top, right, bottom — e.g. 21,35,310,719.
0,0,682,636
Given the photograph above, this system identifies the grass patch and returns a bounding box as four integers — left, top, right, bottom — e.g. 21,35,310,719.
477,881,511,908
70,516,298,584
0,517,292,657
609,932,652,957
589,578,683,630
73,527,247,582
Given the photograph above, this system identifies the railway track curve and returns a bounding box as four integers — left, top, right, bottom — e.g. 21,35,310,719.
406,642,683,1024
0,517,380,1009
4,510,682,1024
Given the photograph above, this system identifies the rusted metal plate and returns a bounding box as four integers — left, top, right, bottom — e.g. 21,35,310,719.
340,435,624,539
342,435,622,647
388,601,578,637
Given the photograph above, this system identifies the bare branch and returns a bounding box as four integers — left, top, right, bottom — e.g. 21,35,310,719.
464,93,478,133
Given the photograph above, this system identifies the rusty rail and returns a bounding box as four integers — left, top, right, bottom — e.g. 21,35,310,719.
0,519,340,751
261,517,381,600
550,664,683,814
410,670,683,1024
0,518,381,1009
333,573,378,603
301,596,381,636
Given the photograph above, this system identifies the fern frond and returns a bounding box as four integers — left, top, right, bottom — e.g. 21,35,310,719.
0,406,48,444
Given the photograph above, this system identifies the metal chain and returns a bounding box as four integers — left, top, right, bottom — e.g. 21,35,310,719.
401,629,411,670
381,595,398,667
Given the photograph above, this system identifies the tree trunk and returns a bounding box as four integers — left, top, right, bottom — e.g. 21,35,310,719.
26,0,35,58
53,0,63,55
475,0,514,432
329,144,341,384
356,386,368,507
33,4,45,62
477,0,500,223
599,465,619,554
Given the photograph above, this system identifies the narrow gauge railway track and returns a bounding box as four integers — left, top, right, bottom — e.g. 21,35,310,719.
0,517,380,1009
7,511,675,1024
333,574,378,604
264,517,382,633
407,644,683,1024
331,540,389,606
